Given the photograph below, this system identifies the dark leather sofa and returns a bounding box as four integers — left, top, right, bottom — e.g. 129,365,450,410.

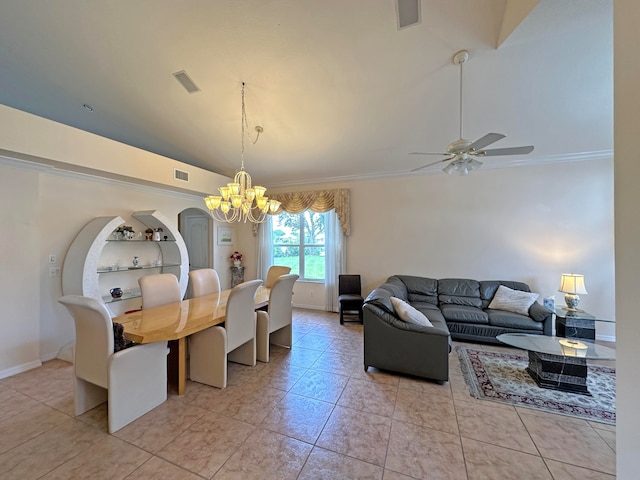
363,275,553,382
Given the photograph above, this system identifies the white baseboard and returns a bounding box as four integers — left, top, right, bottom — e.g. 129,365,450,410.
40,352,58,362
292,303,327,311
38,342,75,364
596,334,616,343
39,342,74,364
0,359,42,380
56,343,74,363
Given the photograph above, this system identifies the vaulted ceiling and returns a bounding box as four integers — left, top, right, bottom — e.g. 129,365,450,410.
0,0,612,187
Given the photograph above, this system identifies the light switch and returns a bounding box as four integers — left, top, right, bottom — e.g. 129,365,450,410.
49,254,57,264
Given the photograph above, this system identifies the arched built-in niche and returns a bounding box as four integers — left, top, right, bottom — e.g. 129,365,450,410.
62,210,189,315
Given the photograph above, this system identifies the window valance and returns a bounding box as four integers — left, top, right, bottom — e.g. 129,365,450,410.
254,188,350,236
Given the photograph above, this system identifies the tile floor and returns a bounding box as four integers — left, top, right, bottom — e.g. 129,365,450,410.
0,309,616,479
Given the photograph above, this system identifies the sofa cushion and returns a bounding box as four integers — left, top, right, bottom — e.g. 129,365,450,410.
390,297,434,327
440,304,489,324
438,278,482,308
447,322,508,339
479,280,531,309
381,276,409,300
364,288,395,316
414,307,447,328
398,275,439,306
486,309,544,331
488,285,539,316
411,302,442,313
529,301,552,323
367,275,551,345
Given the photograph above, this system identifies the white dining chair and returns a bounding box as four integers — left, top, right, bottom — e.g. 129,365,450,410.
188,268,221,298
58,295,168,433
139,273,182,387
139,273,181,309
257,273,298,362
265,265,292,288
188,279,262,388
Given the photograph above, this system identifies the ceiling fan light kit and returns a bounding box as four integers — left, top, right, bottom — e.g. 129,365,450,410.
410,50,534,175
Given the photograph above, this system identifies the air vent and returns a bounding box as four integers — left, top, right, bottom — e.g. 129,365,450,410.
174,169,190,182
172,70,200,94
396,0,421,29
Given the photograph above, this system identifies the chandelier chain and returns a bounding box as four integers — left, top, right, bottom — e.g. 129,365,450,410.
241,83,245,170
202,82,280,223
241,82,261,170
459,59,464,140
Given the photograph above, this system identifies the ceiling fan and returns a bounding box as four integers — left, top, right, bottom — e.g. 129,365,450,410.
410,50,534,175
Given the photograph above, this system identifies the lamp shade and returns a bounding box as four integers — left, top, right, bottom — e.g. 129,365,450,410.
558,274,587,295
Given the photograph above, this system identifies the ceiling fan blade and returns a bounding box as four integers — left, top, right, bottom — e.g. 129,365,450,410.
476,145,534,157
411,157,453,172
409,152,449,156
467,133,505,152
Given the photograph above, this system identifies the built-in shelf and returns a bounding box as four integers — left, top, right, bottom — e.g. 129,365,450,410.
105,239,175,243
62,210,189,316
102,289,142,304
97,264,180,274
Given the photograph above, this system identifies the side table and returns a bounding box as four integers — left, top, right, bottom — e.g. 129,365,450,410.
231,266,244,288
555,308,613,340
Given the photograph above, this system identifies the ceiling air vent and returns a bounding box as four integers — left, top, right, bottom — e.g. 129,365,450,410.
172,70,200,94
174,169,190,182
396,0,421,29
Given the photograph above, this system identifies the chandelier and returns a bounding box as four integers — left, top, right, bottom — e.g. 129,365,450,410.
204,82,280,223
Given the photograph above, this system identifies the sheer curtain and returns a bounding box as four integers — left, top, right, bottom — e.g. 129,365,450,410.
255,188,350,312
256,220,273,283
324,209,346,312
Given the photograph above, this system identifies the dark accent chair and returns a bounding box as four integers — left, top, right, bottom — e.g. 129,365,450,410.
338,274,364,324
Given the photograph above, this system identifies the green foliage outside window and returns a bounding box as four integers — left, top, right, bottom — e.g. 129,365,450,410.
272,211,326,280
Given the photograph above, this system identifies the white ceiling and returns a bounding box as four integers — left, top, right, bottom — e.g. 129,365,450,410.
0,0,612,187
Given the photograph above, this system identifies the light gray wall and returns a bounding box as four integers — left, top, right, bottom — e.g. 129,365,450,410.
349,161,613,319
263,158,615,340
0,104,235,377
0,163,40,375
0,158,220,375
35,168,215,362
1,106,617,373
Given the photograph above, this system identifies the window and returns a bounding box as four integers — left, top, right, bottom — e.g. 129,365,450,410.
271,211,326,281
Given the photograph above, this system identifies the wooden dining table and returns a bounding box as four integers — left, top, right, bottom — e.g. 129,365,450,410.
113,286,270,395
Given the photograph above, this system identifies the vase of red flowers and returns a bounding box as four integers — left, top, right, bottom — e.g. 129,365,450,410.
230,251,243,267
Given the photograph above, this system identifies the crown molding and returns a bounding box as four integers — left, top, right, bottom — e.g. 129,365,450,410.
265,150,613,188
0,153,204,202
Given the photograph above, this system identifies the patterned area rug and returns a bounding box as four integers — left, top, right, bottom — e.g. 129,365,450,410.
456,346,616,425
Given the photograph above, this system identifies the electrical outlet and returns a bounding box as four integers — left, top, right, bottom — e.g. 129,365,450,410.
49,267,61,277
48,254,57,264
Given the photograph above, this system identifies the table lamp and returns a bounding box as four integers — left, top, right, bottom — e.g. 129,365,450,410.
558,273,587,310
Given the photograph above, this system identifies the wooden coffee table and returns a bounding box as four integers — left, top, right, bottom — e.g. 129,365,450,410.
497,333,615,396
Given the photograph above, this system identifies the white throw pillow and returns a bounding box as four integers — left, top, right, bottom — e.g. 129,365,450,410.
390,297,433,327
488,285,539,316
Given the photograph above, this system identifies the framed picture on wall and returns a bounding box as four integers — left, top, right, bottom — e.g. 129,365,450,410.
217,226,234,246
